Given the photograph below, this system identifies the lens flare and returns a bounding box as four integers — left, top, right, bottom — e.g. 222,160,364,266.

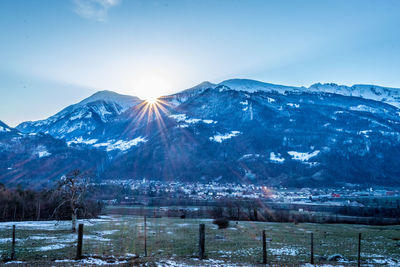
145,96,159,105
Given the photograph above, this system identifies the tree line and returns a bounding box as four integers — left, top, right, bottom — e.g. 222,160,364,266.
0,170,103,231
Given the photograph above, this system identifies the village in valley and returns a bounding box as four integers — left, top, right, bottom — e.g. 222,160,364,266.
100,179,400,206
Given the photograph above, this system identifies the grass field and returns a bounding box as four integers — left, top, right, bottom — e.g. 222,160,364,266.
0,214,399,266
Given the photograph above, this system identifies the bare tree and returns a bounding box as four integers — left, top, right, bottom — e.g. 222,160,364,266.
52,170,89,232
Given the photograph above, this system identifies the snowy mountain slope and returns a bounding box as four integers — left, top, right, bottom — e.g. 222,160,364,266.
219,79,400,108
104,85,400,187
0,131,107,188
78,90,138,110
16,90,141,141
0,120,18,135
219,79,303,93
4,79,400,187
162,81,217,106
308,83,400,108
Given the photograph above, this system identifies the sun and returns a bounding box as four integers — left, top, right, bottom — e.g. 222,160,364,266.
145,96,159,105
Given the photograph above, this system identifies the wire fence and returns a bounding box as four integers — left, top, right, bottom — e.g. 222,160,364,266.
0,216,399,265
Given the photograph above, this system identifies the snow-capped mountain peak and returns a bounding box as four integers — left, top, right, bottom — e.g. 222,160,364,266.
16,90,142,139
218,79,400,108
0,120,13,133
308,83,400,108
219,79,303,93
163,81,217,106
78,90,140,112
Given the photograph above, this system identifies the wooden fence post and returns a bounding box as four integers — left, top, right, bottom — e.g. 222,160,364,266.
358,233,361,267
76,224,84,259
262,230,267,264
310,232,314,264
144,215,147,257
199,224,205,260
11,225,16,260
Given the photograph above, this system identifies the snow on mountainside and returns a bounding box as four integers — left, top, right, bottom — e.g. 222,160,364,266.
162,81,217,106
105,83,400,187
0,132,107,187
219,79,400,108
16,90,141,140
0,121,12,133
3,78,400,187
78,90,139,111
220,79,302,93
0,120,19,136
308,83,400,108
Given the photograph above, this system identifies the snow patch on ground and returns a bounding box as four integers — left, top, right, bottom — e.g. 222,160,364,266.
94,137,147,151
0,238,23,244
28,235,58,240
269,247,299,256
84,235,111,241
100,229,119,235
350,105,373,112
37,150,51,158
358,130,372,136
209,131,241,143
267,97,276,103
240,99,249,111
67,137,98,146
239,154,262,160
0,218,112,230
287,103,300,108
55,257,128,265
35,243,67,251
270,152,285,163
169,114,217,126
288,150,320,162
169,114,187,122
156,258,230,267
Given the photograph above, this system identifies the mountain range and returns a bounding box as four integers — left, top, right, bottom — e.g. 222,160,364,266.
1,79,400,188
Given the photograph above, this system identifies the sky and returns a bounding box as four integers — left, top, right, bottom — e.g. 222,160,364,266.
1,0,400,126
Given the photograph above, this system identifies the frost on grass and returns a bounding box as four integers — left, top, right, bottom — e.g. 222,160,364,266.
28,235,58,240
0,217,113,230
100,229,119,235
35,243,67,251
269,247,299,256
55,257,128,265
84,235,111,242
0,238,23,244
156,258,232,267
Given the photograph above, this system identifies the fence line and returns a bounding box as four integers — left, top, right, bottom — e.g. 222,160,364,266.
0,219,386,266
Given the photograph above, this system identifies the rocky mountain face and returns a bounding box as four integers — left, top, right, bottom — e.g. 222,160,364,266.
2,80,400,188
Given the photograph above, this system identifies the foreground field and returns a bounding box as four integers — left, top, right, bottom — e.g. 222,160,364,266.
0,215,399,266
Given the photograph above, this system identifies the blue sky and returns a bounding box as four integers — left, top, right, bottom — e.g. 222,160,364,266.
1,0,400,126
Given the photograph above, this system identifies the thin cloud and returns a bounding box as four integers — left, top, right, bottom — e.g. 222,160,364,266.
72,0,121,22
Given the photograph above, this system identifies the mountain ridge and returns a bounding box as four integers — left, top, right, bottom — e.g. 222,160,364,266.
1,78,400,187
